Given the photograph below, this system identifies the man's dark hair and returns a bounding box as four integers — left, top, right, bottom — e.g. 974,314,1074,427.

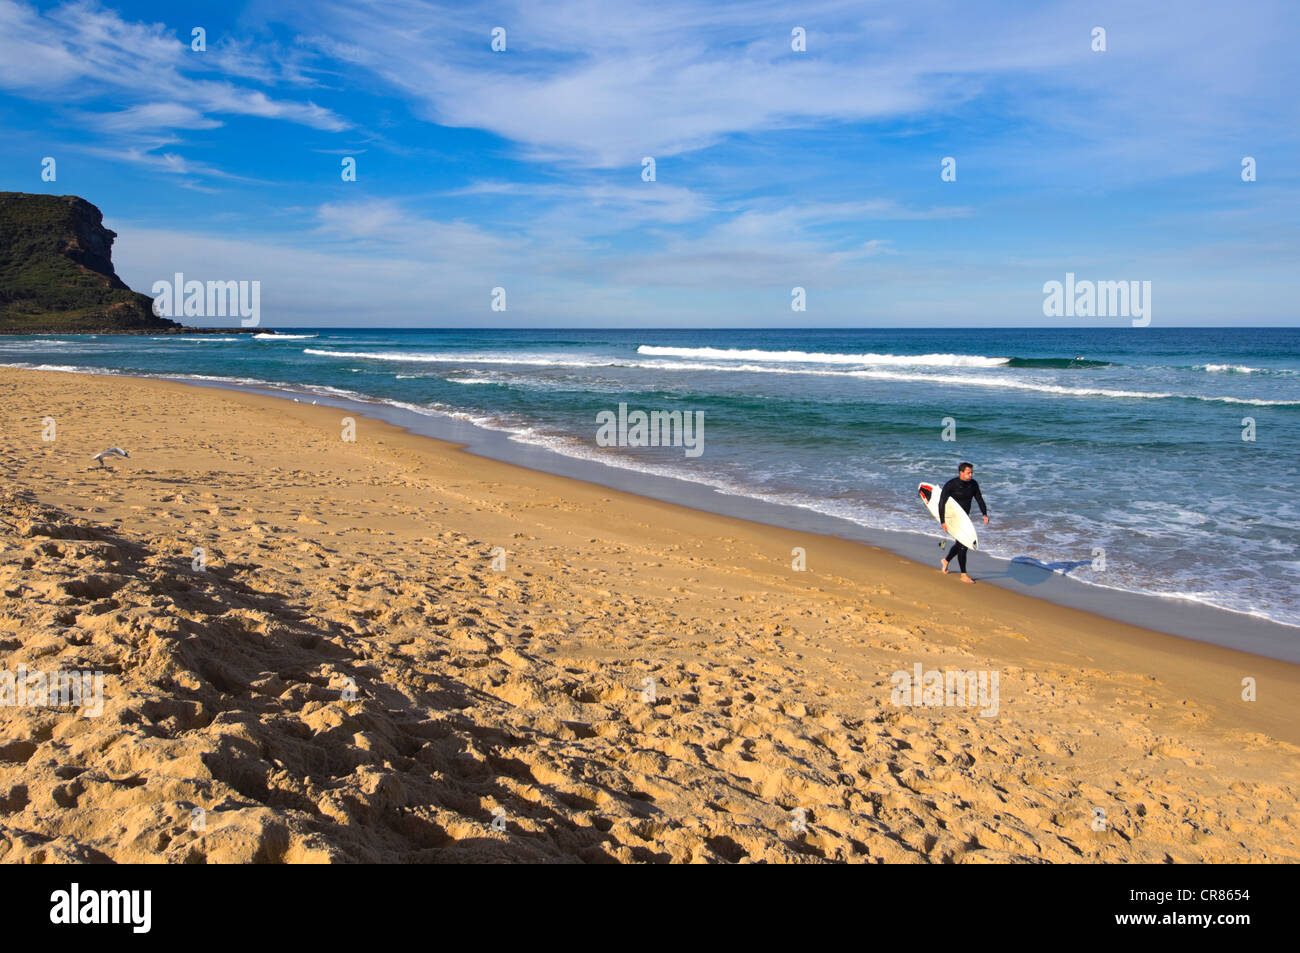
958,462,973,473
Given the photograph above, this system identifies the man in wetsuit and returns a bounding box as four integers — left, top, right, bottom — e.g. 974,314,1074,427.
939,461,989,584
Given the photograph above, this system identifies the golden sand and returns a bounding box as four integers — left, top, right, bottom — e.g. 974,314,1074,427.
1,367,1296,863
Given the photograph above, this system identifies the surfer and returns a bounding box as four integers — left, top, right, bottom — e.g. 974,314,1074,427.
939,462,989,583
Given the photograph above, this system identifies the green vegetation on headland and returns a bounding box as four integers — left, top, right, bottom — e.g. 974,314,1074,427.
0,192,240,334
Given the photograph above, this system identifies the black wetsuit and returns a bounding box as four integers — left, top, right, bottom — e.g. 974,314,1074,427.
938,476,987,573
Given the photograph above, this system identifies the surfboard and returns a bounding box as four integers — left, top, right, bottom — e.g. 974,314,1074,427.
917,482,979,550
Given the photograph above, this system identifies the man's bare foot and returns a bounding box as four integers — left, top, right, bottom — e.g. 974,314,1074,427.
960,574,975,584
940,559,949,574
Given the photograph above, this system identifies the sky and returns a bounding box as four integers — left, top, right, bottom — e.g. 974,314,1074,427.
1,0,1298,328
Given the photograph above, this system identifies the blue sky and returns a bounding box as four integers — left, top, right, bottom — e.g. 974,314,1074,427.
1,0,1298,327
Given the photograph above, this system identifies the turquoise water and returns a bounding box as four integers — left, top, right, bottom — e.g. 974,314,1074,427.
4,326,1298,626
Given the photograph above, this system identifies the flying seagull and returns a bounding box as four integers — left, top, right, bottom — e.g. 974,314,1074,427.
91,447,130,468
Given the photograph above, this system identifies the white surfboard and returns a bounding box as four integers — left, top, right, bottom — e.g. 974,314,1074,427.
918,482,978,550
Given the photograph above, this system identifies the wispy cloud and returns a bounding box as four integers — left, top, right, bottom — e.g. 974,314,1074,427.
288,0,1300,174
0,0,347,176
82,102,224,133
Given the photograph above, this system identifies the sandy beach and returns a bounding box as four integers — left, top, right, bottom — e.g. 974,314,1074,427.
1,365,1297,863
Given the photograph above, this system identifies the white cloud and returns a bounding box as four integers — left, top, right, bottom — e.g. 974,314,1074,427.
86,102,224,133
286,0,1299,179
314,201,525,262
0,0,348,177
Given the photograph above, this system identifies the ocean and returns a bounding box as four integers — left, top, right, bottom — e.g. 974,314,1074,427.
4,326,1298,631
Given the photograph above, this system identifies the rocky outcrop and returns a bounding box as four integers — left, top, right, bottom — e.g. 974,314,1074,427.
0,192,186,333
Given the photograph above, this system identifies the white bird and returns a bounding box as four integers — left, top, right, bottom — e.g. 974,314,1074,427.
91,447,130,468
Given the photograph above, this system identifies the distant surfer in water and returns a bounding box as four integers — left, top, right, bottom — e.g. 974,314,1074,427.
939,462,989,584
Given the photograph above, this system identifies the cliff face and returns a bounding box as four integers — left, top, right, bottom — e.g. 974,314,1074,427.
0,192,184,332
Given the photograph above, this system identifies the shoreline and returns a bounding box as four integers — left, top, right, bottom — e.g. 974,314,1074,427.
9,360,1298,662
2,364,1298,863
5,361,1300,691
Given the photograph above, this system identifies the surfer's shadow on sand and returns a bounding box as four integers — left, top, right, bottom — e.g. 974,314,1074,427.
980,556,1093,586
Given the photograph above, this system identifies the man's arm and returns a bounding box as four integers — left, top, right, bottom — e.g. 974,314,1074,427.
973,481,988,516
937,481,953,526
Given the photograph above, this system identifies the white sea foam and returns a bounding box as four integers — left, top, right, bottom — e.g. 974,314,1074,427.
300,347,1299,405
1192,363,1296,376
174,373,282,387
1199,363,1256,374
303,348,610,367
255,333,317,340
12,350,1296,408
636,345,1010,367
842,368,1300,405
1,362,118,374
0,361,293,391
